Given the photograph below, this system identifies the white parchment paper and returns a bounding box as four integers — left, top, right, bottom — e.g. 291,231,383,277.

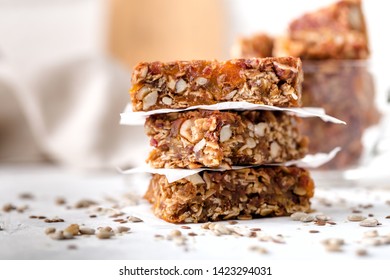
120,102,346,125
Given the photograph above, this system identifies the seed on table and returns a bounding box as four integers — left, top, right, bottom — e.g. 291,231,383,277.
290,212,308,221
116,226,131,233
249,245,268,254
309,230,320,233
359,218,379,227
363,230,378,238
327,221,337,225
181,226,191,230
3,203,16,212
356,248,368,256
64,224,80,236
385,215,390,219
38,216,47,220
19,193,34,200
315,215,331,221
67,244,78,250
188,232,197,237
45,227,56,235
170,229,182,237
55,197,66,205
300,215,314,223
347,214,366,222
322,238,344,246
29,215,38,219
79,227,95,235
96,230,114,239
228,220,238,225
127,216,143,223
89,215,97,218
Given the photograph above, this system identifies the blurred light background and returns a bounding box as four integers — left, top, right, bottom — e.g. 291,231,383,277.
0,0,389,171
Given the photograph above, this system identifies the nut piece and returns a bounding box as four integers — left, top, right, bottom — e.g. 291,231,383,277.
162,96,173,105
254,123,267,137
195,77,208,86
246,138,256,149
300,215,314,223
193,138,206,153
175,79,187,93
220,125,232,143
143,90,158,110
270,142,281,158
186,174,205,185
179,119,195,142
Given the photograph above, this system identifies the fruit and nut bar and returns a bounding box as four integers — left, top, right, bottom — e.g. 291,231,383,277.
144,166,314,223
145,110,308,169
130,56,303,111
274,0,369,59
231,33,274,59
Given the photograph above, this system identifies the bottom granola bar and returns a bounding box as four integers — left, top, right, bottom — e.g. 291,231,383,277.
144,166,314,223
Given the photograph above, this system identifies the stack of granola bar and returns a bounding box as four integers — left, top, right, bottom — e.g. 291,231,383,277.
129,57,315,223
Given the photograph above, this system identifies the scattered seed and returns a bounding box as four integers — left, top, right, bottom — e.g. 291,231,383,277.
347,214,366,222
113,219,124,222
2,203,16,212
325,244,343,252
212,223,233,235
359,204,373,209
74,199,97,209
181,226,191,230
55,197,66,205
352,209,362,214
116,226,130,233
127,216,143,223
96,230,114,239
300,215,315,223
50,230,65,240
79,227,95,235
356,248,368,256
359,218,379,227
327,221,337,225
361,238,382,246
19,193,34,200
368,214,374,217
315,215,330,221
44,218,64,223
290,212,307,221
89,215,97,218
45,227,56,235
248,232,257,238
309,230,320,233
29,215,38,219
17,205,29,213
119,221,128,224
170,230,182,237
67,244,78,250
154,234,164,239
315,220,327,226
228,220,238,225
188,232,197,237
363,230,378,238
109,212,125,218
38,216,47,220
272,236,285,244
249,245,268,254
201,222,212,229
386,215,390,219
322,238,344,246
64,224,80,236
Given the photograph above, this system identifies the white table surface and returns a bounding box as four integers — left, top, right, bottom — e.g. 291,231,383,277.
1,164,390,260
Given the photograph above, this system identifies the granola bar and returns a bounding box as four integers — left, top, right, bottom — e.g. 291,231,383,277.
144,166,314,223
145,110,308,169
130,57,303,111
274,0,369,59
231,33,274,59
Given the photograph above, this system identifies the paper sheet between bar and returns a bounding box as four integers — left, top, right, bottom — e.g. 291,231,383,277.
119,147,341,183
120,102,346,125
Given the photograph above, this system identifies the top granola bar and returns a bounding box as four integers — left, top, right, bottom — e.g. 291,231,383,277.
130,57,303,111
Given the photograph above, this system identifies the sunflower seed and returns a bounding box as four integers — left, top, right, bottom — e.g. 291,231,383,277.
359,218,379,227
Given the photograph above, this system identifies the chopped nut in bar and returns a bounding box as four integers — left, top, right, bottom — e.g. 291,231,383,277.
130,57,303,111
144,166,314,223
145,110,308,169
273,0,369,59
